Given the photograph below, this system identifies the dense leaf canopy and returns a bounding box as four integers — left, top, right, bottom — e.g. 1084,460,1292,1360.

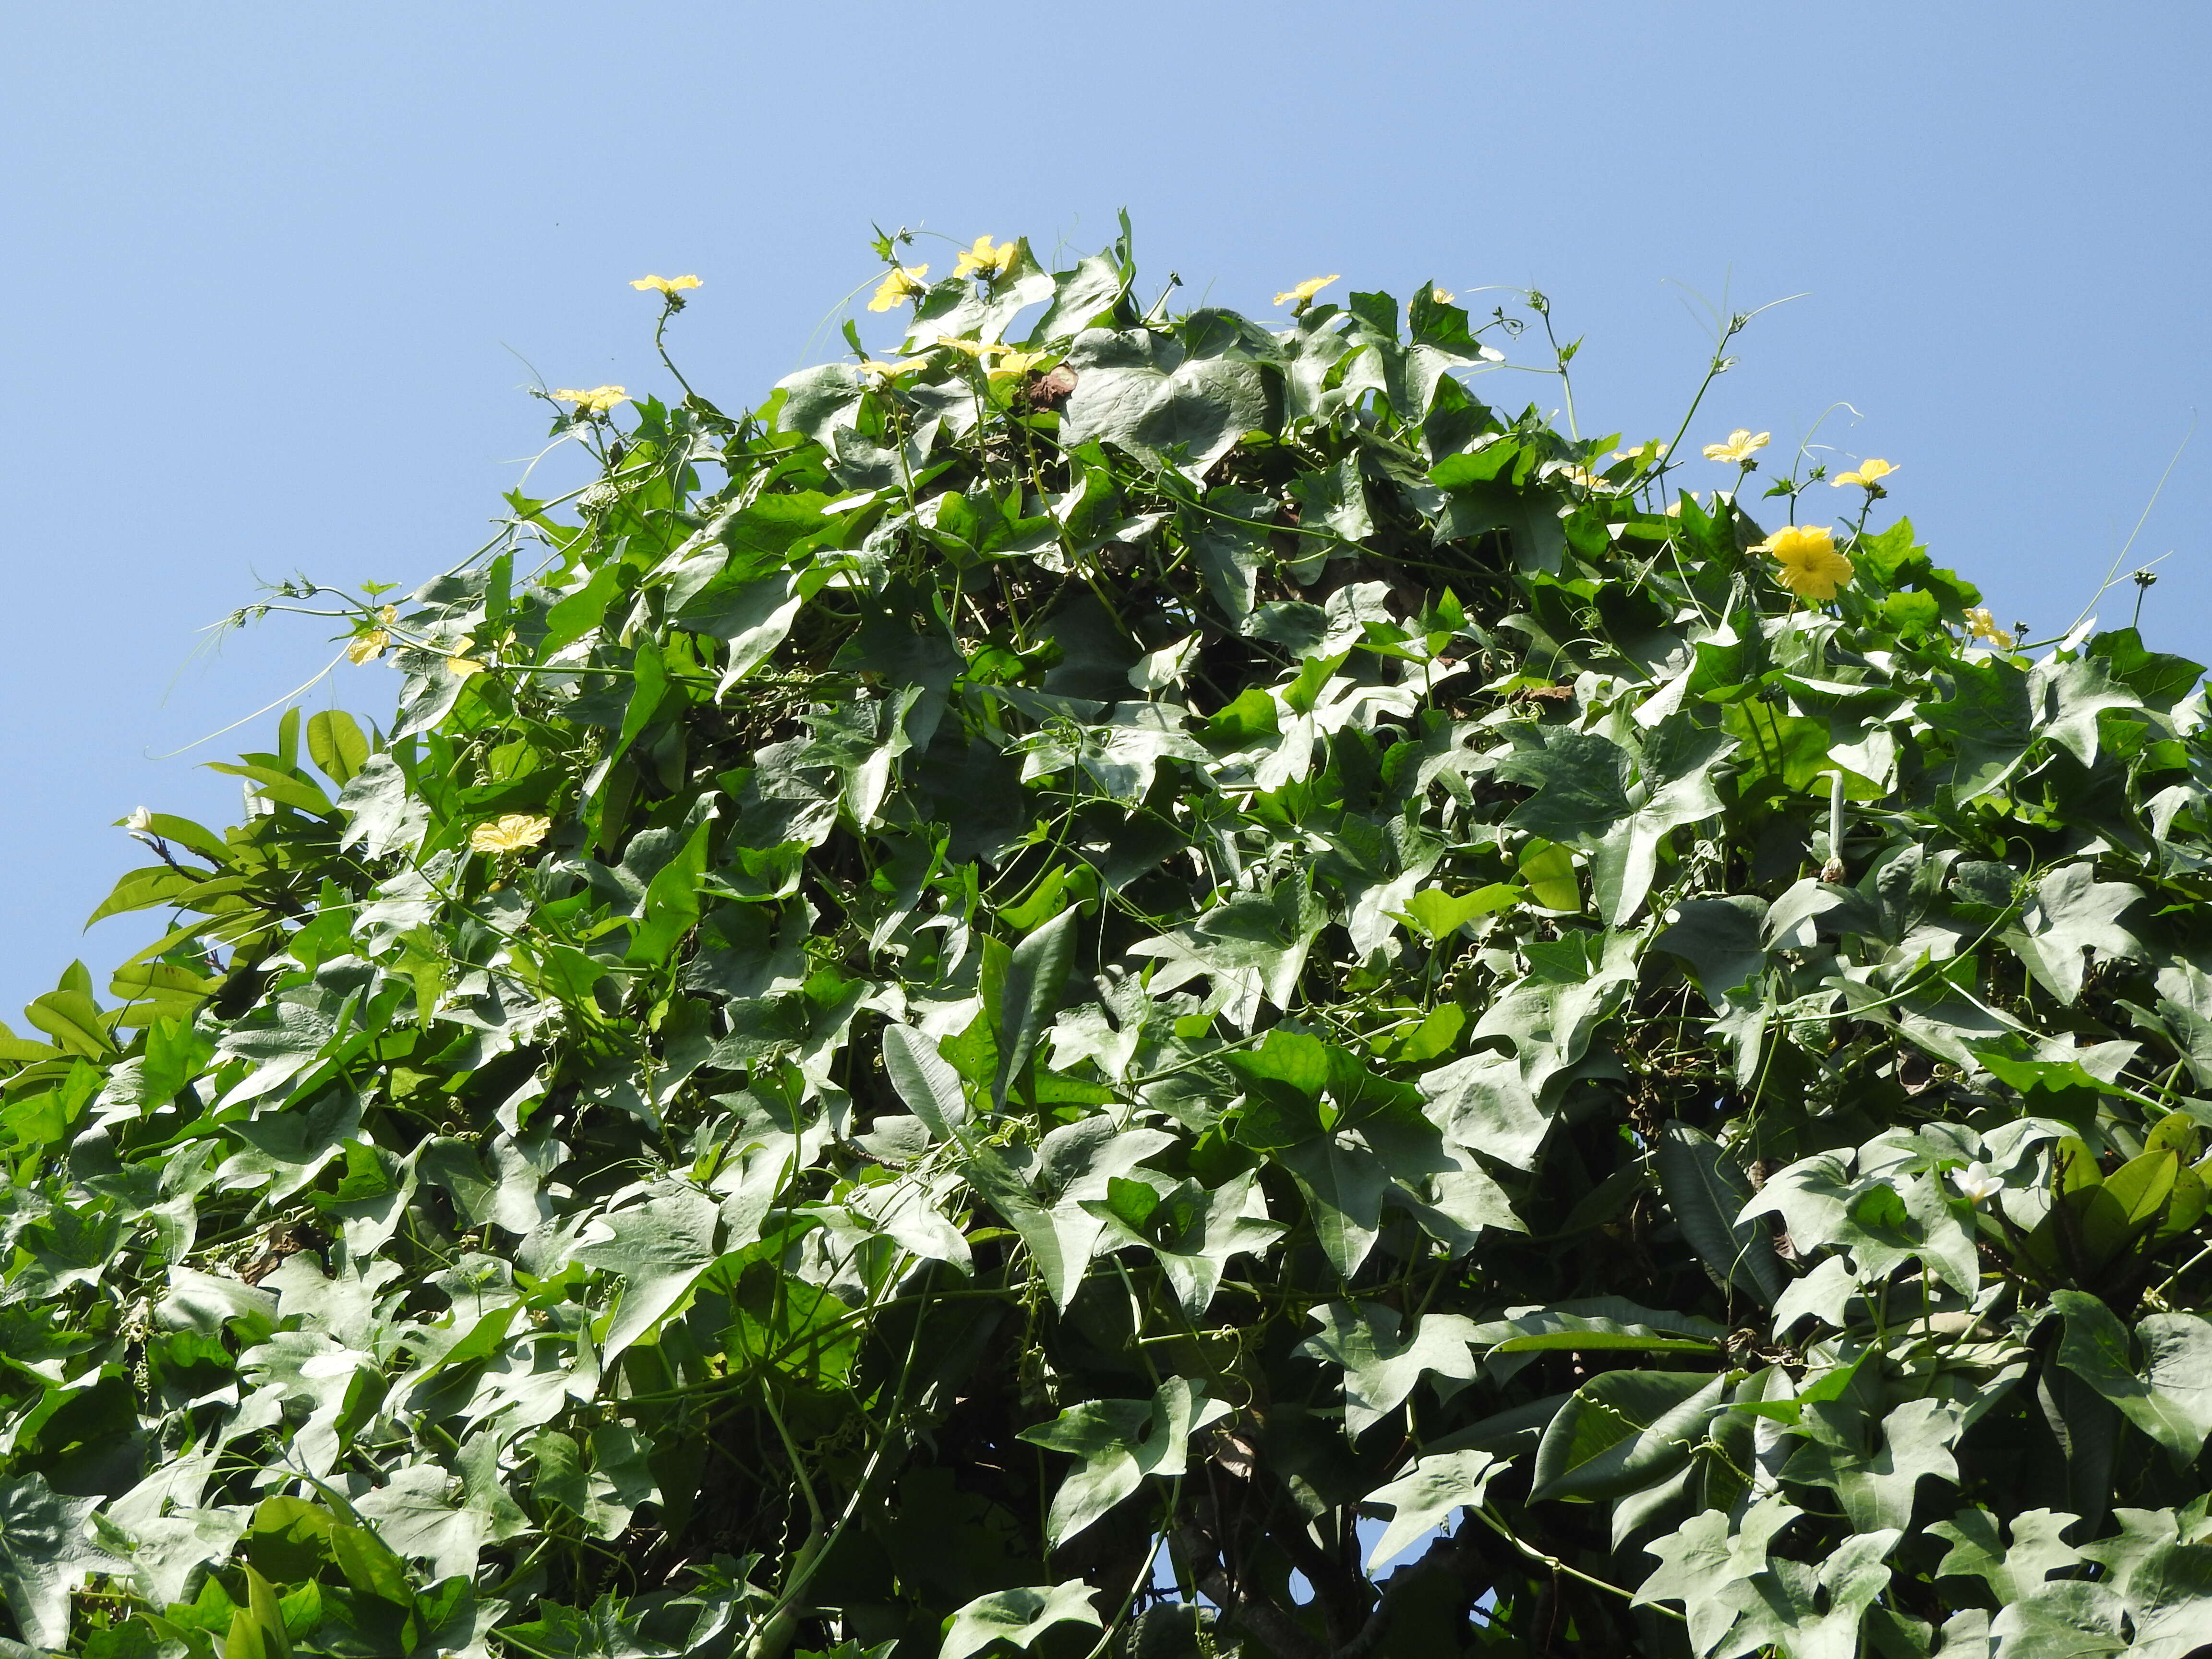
7,224,2212,1659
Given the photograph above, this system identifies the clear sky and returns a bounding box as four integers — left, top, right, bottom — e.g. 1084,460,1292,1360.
2,2,2205,1021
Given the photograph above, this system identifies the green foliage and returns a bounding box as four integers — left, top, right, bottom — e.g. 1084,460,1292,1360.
6,224,2212,1659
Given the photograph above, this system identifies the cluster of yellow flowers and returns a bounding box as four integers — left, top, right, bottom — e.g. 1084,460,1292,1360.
1699,432,1912,604
469,814,551,854
867,235,1022,315
925,337,1053,377
630,274,701,295
550,385,629,413
1702,430,1898,493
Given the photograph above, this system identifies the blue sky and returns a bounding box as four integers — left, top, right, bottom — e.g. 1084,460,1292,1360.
2,2,2206,1019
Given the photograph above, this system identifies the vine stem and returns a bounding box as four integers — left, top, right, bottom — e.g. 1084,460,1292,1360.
1469,1506,1682,1622
1075,1479,1180,1659
742,1266,937,1659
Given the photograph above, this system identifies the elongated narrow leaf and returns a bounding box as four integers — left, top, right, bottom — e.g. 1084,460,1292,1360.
993,906,1075,1111
1490,1329,1718,1355
1656,1120,1786,1305
86,866,216,926
1528,1369,1727,1503
883,1022,970,1140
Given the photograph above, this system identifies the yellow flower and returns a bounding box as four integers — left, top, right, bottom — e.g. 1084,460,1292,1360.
1702,429,1770,464
630,274,701,294
933,336,1009,359
987,349,1053,378
552,385,629,413
346,630,389,664
445,653,486,677
866,265,930,312
1431,288,1455,304
1756,524,1854,602
470,813,551,854
952,236,1019,280
1964,607,2016,649
376,604,397,624
1832,457,1898,489
1274,274,1340,307
857,357,927,378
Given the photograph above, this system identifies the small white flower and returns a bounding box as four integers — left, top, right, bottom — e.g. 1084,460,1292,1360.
1952,1164,2005,1206
124,806,154,835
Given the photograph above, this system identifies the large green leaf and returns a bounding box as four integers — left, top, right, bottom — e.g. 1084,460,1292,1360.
1527,1369,1726,1503
1654,1121,1786,1305
939,1580,1102,1659
2054,1291,2212,1465
1361,1450,1498,1569
625,818,711,966
992,906,1075,1111
882,1022,971,1140
305,709,371,787
571,1183,727,1365
0,1475,115,1648
1295,1302,1483,1439
1015,1377,1227,1546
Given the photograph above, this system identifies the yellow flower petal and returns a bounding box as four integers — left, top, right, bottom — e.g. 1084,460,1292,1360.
1963,607,2015,649
857,357,928,378
933,336,1009,359
470,813,552,853
952,236,1019,279
1833,457,1897,488
866,265,930,312
630,274,701,293
376,604,397,624
446,654,486,678
987,349,1053,378
1432,288,1455,304
1274,274,1341,307
1755,523,1854,602
1701,429,1771,464
346,630,389,664
552,385,629,412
